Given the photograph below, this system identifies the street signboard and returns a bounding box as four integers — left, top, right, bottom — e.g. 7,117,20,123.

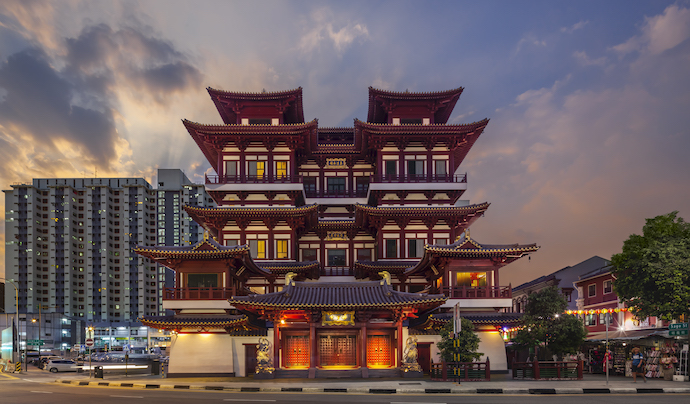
27,339,44,345
85,338,94,348
669,330,689,336
669,322,688,330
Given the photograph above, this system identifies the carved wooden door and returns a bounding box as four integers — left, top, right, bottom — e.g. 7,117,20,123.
284,335,309,368
319,335,356,366
367,335,391,367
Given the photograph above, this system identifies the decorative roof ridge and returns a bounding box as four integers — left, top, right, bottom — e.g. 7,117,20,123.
182,118,318,129
183,203,318,213
368,86,464,97
207,86,302,97
354,117,489,127
318,126,355,131
355,201,490,211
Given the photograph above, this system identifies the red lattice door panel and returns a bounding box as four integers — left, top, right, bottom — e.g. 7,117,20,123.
367,335,391,367
319,335,357,367
284,335,310,368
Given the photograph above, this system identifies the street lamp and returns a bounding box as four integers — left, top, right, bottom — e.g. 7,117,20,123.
0,279,20,369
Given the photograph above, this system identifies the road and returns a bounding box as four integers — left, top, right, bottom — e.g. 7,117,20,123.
1,372,688,404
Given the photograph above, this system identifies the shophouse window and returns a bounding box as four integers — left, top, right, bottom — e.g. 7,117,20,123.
385,239,397,258
588,284,596,297
249,240,266,259
248,161,265,179
600,313,614,325
327,249,346,266
585,314,597,326
603,280,612,294
275,161,288,179
408,239,425,258
276,239,289,259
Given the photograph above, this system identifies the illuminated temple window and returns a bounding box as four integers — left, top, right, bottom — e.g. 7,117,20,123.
455,272,487,287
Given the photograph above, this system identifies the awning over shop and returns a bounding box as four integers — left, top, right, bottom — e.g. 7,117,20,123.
586,328,670,342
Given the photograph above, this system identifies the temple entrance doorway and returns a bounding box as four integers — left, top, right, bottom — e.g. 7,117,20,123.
367,334,392,367
283,334,310,368
319,334,357,367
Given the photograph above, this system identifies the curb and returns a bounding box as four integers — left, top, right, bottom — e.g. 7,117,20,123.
55,380,690,394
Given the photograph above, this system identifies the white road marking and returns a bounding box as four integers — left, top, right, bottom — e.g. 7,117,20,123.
110,395,143,398
30,391,53,394
223,400,276,402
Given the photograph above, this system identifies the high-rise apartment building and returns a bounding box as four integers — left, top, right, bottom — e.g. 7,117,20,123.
4,170,214,352
4,178,158,323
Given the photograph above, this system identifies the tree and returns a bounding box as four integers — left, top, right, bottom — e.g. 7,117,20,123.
513,286,587,359
436,317,483,363
611,211,690,321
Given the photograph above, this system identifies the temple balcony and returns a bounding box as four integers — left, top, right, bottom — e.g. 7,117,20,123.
205,174,305,193
368,173,467,193
161,287,247,311
439,285,513,309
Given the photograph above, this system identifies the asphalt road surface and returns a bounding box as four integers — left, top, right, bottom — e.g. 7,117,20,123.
1,372,687,404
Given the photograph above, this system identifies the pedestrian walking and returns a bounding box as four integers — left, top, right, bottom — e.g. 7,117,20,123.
631,347,646,383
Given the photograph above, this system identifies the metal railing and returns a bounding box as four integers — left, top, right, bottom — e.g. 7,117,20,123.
441,285,512,299
321,266,353,276
512,360,583,380
430,360,490,381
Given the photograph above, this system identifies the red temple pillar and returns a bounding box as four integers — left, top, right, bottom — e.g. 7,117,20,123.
309,320,316,378
361,323,368,378
397,315,403,368
273,322,280,370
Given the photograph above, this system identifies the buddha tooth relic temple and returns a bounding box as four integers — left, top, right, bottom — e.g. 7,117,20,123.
135,85,539,378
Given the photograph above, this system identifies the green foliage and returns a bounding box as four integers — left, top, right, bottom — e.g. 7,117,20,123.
514,286,586,358
611,211,690,320
437,317,483,363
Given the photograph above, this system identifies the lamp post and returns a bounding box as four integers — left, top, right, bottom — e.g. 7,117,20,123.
1,279,20,370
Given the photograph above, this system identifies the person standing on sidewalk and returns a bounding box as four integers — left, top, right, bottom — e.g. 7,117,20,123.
631,347,647,383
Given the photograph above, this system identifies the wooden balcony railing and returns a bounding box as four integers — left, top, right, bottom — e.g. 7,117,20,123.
304,189,368,198
441,285,512,299
371,173,467,184
206,174,302,184
430,360,490,381
163,287,238,300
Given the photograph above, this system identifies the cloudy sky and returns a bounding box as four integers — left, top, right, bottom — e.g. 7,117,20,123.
1,0,689,286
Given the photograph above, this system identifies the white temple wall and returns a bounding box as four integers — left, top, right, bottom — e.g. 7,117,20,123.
477,331,507,371
168,333,236,376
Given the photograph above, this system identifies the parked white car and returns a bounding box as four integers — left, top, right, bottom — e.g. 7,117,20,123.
45,359,78,373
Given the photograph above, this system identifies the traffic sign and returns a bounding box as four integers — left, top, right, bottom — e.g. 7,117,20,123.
669,322,688,330
85,338,94,348
26,339,44,346
669,330,689,336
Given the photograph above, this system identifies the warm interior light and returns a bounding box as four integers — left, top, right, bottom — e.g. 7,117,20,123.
280,319,285,324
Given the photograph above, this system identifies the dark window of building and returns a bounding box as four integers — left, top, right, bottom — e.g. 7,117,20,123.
302,249,317,261
385,161,397,176
408,239,425,258
303,177,316,194
356,177,369,193
327,177,346,193
407,160,424,176
435,160,447,176
248,118,271,125
187,274,218,288
588,284,596,297
225,161,237,177
401,118,422,124
603,280,612,294
385,239,397,258
248,161,265,179
327,249,346,266
356,248,371,261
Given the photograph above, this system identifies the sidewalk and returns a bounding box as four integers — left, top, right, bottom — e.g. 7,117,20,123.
52,372,690,395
